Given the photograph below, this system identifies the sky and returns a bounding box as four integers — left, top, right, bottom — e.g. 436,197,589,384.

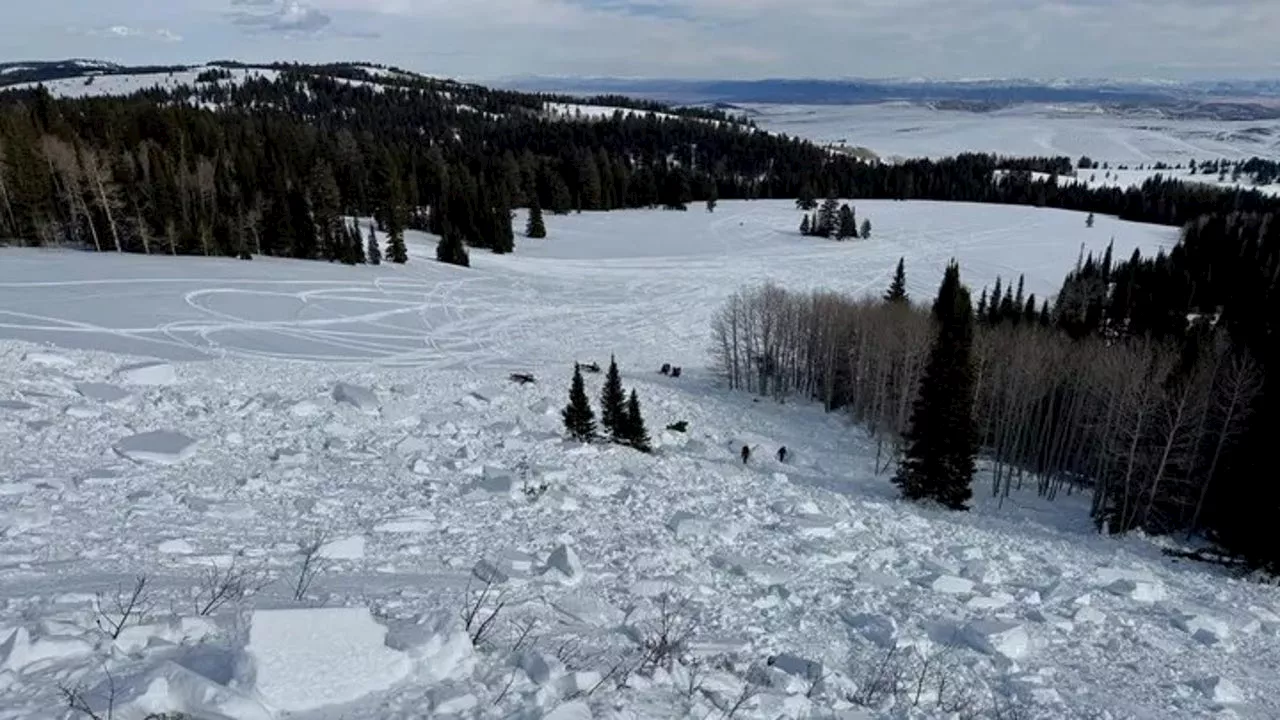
3,0,1279,82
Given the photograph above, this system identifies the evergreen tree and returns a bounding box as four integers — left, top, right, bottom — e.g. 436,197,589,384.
817,193,840,238
706,196,717,213
435,225,470,267
1086,212,1095,228
976,287,988,317
366,221,381,265
795,183,817,211
884,258,908,304
561,364,596,442
987,277,1004,325
491,197,515,254
599,354,626,440
800,214,811,236
620,389,652,453
385,173,408,263
836,204,858,240
525,195,547,238
892,262,978,510
860,218,872,239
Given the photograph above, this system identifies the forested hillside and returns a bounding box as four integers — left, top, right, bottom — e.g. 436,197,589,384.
2,62,1279,266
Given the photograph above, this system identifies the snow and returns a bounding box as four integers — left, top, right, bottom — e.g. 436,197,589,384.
3,66,282,100
746,102,1280,163
332,381,379,411
246,607,411,712
0,199,1269,719
115,360,178,386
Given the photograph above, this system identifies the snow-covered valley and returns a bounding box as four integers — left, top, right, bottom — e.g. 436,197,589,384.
2,201,1276,720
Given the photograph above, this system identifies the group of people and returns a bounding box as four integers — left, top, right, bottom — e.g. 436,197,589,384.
740,444,787,464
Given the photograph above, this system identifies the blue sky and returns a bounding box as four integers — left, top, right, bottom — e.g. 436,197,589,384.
4,0,1279,81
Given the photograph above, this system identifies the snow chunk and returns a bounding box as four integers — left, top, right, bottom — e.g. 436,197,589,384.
0,400,34,411
289,400,324,418
1174,612,1230,646
116,361,178,386
319,535,366,560
386,611,475,682
1074,606,1106,625
1,627,94,673
76,382,131,403
667,511,718,540
158,539,196,555
472,559,509,585
1105,577,1166,603
920,573,975,595
65,404,103,419
332,382,379,412
769,652,824,682
115,430,199,465
962,620,1031,660
838,610,898,648
1191,675,1245,705
543,544,583,584
81,654,272,720
24,351,76,368
247,607,411,713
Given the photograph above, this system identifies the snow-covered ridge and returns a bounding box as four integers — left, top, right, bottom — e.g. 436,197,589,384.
2,66,282,99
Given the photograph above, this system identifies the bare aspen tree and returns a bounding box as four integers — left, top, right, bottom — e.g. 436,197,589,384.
1189,351,1262,534
0,136,17,238
81,148,123,253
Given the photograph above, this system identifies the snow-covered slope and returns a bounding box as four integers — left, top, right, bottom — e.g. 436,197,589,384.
4,201,1273,720
3,66,282,99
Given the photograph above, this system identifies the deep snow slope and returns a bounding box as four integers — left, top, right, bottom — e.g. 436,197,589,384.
745,103,1280,164
2,201,1272,720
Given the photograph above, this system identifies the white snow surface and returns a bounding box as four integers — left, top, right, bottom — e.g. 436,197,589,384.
746,102,1280,163
4,66,282,99
0,200,1274,719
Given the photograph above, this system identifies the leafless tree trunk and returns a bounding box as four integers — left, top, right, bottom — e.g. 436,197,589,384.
81,149,122,253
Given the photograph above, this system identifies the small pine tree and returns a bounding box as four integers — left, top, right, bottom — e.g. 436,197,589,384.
836,204,857,240
366,221,382,265
526,197,547,238
817,193,840,238
1086,212,1095,228
799,215,811,236
599,355,627,441
435,227,470,267
561,364,596,442
621,389,652,453
706,197,717,213
860,218,872,239
884,257,908,304
387,230,408,264
351,222,366,264
796,184,817,211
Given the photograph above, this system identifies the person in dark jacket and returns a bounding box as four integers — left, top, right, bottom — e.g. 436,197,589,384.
777,446,788,463
741,445,751,464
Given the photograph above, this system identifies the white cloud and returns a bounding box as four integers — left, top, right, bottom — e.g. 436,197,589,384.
82,25,184,42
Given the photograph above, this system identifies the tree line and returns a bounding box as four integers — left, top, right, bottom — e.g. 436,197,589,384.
712,244,1275,571
4,70,1280,266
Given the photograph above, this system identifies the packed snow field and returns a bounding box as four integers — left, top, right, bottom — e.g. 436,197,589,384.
744,103,1280,165
4,201,1277,720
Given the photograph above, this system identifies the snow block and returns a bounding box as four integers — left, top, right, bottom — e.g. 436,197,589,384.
838,610,898,648
24,351,76,368
556,670,602,696
515,649,555,685
114,430,199,465
1174,613,1230,646
332,382,379,412
0,400,34,411
962,620,1031,660
667,511,717,540
920,573,975,595
543,544,583,584
82,657,272,720
116,361,178,386
1073,606,1106,626
769,652,824,682
1192,675,1244,705
386,611,475,682
319,534,367,560
474,465,516,494
472,559,509,585
158,539,196,555
76,382,131,403
0,627,94,673
246,607,411,713
1105,578,1167,603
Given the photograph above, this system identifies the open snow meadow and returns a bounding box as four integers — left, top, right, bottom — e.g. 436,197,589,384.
3,200,1279,720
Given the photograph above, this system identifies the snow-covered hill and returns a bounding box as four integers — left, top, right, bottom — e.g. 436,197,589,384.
3,202,1275,720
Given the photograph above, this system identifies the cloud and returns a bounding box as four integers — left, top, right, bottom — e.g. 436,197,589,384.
81,25,183,42
232,0,331,33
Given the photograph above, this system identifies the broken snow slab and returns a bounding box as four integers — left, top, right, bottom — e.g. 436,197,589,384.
319,535,367,561
114,430,199,465
332,382,379,412
1173,612,1231,646
962,620,1032,660
115,361,178,386
667,511,736,541
247,607,410,713
23,351,77,368
0,399,34,411
1190,675,1245,705
75,382,131,403
917,573,976,595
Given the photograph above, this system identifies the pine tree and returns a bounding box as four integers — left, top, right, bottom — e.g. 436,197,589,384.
366,221,381,265
491,197,515,254
799,214,811,236
525,196,546,238
561,364,596,442
435,225,470,267
884,257,908,304
620,389,652,453
817,193,840,238
836,204,857,240
599,355,627,441
351,222,367,264
795,183,817,211
860,218,872,239
706,196,717,213
385,175,409,263
1086,212,1095,228
892,262,977,510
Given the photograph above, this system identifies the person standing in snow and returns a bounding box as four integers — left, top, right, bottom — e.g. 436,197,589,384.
741,445,751,464
777,446,788,463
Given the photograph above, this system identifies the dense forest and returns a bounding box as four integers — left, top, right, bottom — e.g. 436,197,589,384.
2,66,1279,266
